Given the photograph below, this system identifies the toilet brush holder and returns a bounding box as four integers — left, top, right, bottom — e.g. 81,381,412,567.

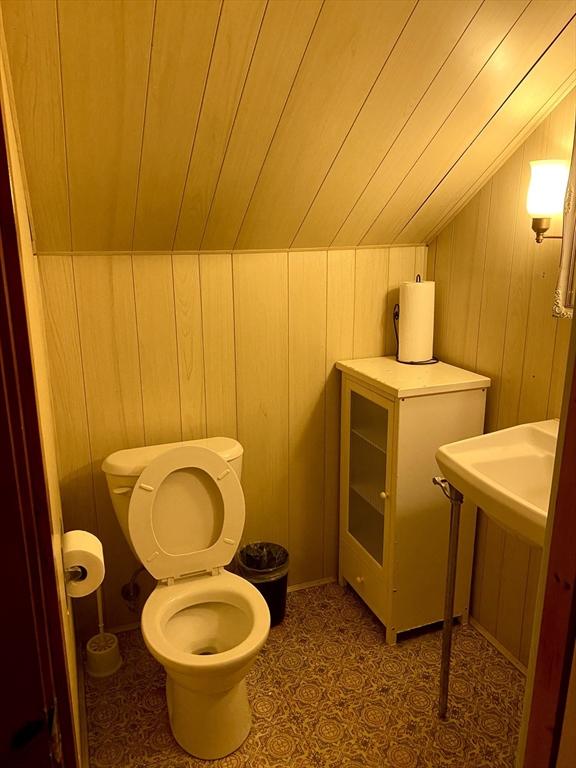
86,631,122,677
86,587,122,677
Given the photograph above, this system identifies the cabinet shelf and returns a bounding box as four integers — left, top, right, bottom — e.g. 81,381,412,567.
351,426,387,453
350,482,385,515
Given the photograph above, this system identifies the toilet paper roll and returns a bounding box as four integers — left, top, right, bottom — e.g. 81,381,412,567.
398,280,435,363
63,530,105,598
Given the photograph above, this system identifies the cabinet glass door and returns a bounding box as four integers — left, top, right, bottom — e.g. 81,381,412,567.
348,391,388,564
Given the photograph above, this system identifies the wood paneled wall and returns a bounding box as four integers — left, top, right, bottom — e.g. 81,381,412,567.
428,90,575,666
2,0,575,252
39,245,426,633
0,20,81,754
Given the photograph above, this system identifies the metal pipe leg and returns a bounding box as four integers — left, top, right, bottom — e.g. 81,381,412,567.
433,477,464,720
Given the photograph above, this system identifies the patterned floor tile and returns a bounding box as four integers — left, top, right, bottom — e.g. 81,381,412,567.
85,583,525,767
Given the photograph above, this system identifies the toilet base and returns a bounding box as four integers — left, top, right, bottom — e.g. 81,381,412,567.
166,673,252,759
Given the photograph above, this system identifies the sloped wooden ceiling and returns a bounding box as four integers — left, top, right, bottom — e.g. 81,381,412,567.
2,0,575,253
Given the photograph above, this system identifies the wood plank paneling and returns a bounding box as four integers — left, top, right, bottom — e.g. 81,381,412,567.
201,0,322,250
40,244,424,623
172,253,207,440
360,3,576,245
399,20,576,244
199,252,237,437
292,0,482,249
353,248,390,358
497,140,541,429
548,318,572,417
38,254,94,531
474,517,506,636
518,94,575,423
475,150,523,432
132,253,181,444
173,0,266,250
132,0,221,251
58,0,155,251
431,223,454,363
430,91,575,664
73,253,148,630
520,546,543,666
426,238,437,281
288,251,327,584
324,250,355,578
517,239,562,424
418,76,576,244
5,0,575,252
444,186,491,371
234,0,416,250
1,0,70,251
331,0,530,247
0,36,83,749
495,535,531,659
38,253,96,636
233,251,290,553
414,245,427,280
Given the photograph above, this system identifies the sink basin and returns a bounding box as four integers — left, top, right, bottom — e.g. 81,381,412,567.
436,419,558,546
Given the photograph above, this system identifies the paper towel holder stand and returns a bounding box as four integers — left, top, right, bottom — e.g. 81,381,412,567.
393,274,438,366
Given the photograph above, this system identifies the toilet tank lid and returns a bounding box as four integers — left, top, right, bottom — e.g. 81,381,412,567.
101,437,243,476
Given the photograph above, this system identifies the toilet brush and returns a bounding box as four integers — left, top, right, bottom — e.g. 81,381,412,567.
86,588,123,677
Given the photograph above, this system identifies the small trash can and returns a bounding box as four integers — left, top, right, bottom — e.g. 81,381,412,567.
237,542,289,626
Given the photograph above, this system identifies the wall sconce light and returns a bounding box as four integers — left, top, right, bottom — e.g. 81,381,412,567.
526,159,569,243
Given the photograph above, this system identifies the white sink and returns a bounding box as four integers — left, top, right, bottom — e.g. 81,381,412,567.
436,420,558,546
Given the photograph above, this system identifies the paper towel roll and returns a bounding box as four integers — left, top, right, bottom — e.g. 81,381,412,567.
63,530,105,598
398,280,435,363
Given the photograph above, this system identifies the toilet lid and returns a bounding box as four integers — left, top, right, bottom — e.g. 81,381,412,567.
128,446,245,581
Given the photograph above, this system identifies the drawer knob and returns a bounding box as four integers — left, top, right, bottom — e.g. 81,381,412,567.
355,576,364,585
379,491,388,499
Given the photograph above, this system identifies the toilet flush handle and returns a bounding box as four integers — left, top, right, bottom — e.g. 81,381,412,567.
113,486,133,495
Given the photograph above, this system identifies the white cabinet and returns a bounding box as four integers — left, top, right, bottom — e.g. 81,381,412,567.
337,356,490,644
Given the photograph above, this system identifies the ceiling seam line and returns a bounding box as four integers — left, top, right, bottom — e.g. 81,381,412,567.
230,0,326,252
288,0,421,249
198,0,270,251
422,71,576,243
54,0,74,252
327,0,502,248
169,0,224,253
389,12,576,246
129,0,158,253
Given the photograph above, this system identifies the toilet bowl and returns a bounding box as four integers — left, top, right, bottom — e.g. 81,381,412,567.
102,438,270,759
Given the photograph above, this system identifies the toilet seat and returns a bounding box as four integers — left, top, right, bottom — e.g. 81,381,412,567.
142,571,270,675
128,446,245,581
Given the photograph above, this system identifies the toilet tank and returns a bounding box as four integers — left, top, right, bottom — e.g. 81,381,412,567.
101,437,243,554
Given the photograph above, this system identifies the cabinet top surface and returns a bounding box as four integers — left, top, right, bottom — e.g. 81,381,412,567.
336,356,491,398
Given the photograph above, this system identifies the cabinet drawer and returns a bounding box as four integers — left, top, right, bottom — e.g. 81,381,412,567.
340,540,389,629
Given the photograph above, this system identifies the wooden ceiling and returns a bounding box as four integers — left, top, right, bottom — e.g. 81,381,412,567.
1,0,575,253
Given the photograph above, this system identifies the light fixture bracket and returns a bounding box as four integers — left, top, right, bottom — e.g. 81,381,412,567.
531,217,551,243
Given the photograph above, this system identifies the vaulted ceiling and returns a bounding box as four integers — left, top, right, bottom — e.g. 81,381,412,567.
2,0,575,253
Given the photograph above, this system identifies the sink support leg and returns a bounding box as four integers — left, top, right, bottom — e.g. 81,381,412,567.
433,477,464,720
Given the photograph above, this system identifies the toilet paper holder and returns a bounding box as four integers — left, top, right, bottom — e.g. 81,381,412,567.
65,564,87,583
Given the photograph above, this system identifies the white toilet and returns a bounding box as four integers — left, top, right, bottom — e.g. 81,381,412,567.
102,437,270,760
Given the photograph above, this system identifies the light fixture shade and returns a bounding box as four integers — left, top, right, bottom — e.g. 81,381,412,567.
526,160,569,216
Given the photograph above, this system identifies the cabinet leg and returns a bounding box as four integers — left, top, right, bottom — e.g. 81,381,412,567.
385,627,397,645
